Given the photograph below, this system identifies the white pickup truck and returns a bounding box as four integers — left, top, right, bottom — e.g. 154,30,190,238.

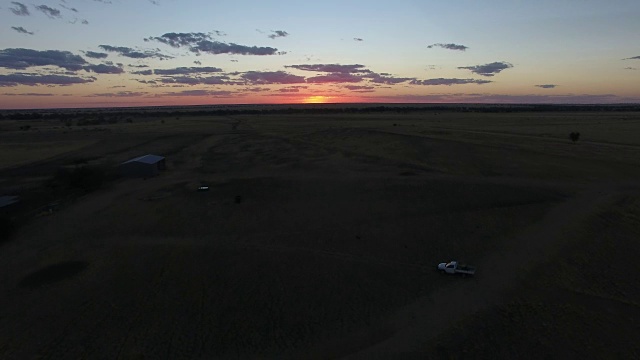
437,261,476,276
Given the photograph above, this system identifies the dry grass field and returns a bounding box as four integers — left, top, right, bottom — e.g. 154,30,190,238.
1,108,639,359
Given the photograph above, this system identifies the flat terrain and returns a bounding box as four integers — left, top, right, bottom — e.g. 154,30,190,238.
1,109,640,358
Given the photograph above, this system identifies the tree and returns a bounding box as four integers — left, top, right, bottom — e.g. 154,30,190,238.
570,132,580,142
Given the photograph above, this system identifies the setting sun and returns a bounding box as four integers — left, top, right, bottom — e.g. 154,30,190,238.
304,96,331,104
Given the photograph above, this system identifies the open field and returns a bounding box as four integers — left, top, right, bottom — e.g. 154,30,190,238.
1,107,640,358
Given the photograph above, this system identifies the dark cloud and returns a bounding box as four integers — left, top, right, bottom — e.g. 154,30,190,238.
194,60,201,65
59,4,78,12
623,56,640,60
286,64,370,73
2,92,54,96
98,45,172,59
624,67,637,70
145,32,212,47
0,73,94,86
364,73,414,84
83,63,124,74
84,51,109,59
268,30,289,39
35,5,62,18
129,64,149,68
191,41,279,56
306,73,364,83
410,78,492,86
92,0,113,4
458,61,513,76
241,71,305,84
10,2,30,16
0,48,87,70
159,75,233,85
353,38,363,42
212,30,226,36
11,26,33,35
81,19,89,25
132,69,153,75
87,91,147,97
166,89,234,97
154,66,223,75
344,85,375,91
427,43,468,51
535,84,558,89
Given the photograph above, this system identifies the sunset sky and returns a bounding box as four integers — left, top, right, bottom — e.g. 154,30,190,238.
1,0,639,109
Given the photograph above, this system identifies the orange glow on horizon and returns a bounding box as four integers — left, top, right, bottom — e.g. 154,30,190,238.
303,95,332,104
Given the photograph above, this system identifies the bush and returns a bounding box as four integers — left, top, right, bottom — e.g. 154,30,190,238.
49,165,110,192
569,132,580,142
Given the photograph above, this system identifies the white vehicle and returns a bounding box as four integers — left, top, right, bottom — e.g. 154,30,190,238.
437,261,476,276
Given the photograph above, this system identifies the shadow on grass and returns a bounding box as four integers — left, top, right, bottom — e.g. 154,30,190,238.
19,261,89,288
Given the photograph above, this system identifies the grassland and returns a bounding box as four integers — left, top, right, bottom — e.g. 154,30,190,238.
1,106,639,359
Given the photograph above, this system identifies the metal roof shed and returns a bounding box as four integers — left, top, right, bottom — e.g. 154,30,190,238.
120,154,166,178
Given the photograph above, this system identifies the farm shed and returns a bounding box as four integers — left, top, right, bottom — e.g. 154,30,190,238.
120,154,166,178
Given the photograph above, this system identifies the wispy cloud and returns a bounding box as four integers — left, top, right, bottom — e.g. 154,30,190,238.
286,64,370,73
242,71,305,84
535,84,558,89
306,73,364,83
410,78,492,86
98,45,172,59
623,56,640,60
163,89,234,97
154,66,223,75
11,26,33,35
353,38,364,42
146,32,279,56
87,91,147,97
35,5,62,19
268,30,289,39
427,43,468,51
9,2,30,16
458,61,513,76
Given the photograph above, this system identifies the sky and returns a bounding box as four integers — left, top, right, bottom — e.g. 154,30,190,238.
1,0,639,109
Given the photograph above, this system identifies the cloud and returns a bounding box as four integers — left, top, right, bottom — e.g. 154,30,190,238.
83,63,124,74
165,89,234,97
535,84,558,89
59,4,78,12
2,92,54,96
268,30,289,39
410,78,492,86
306,73,364,83
84,51,109,59
154,66,223,75
344,85,375,91
0,48,87,70
623,56,640,60
624,67,637,70
364,73,414,84
458,61,513,76
190,41,279,55
129,64,149,68
11,26,33,35
98,45,172,59
132,69,153,75
427,43,468,51
10,2,29,16
0,73,94,86
87,91,147,97
159,75,233,85
353,38,363,42
241,71,305,84
145,32,212,48
35,5,62,18
286,64,370,73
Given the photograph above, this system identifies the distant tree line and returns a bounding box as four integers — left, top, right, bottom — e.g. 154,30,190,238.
1,104,640,122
